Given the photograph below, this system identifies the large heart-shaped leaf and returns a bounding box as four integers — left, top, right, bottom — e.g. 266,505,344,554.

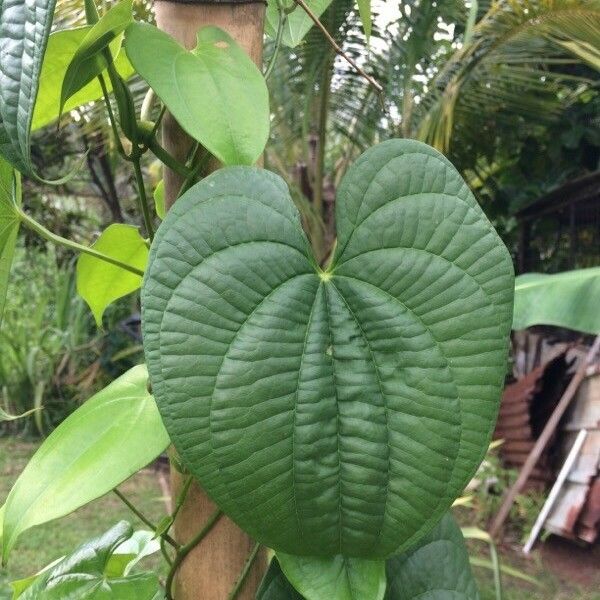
1,365,169,562
0,0,57,173
17,522,159,600
385,513,480,599
142,139,514,557
513,267,600,334
124,22,269,166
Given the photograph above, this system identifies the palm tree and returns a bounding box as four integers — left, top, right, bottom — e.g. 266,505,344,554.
266,0,600,260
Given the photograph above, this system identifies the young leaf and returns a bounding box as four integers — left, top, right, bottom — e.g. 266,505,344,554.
265,0,334,47
105,530,161,578
141,139,514,557
76,223,148,327
514,267,600,334
385,513,480,599
59,0,134,117
153,180,166,220
124,23,270,166
0,157,21,329
257,559,304,600
32,27,134,132
16,521,159,600
356,0,372,39
0,0,57,173
1,365,169,562
277,553,386,600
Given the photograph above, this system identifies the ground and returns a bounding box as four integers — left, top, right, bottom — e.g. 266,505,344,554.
0,438,598,599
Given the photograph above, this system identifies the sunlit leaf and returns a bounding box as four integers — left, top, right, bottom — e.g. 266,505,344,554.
1,365,169,562
77,223,148,327
32,26,134,132
513,267,600,334
60,0,133,117
125,23,269,166
356,0,371,39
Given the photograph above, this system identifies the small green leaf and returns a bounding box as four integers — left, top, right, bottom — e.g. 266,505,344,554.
1,365,169,562
0,0,57,173
513,267,600,334
17,522,159,600
356,0,372,39
257,559,304,600
60,0,134,117
124,23,270,166
0,157,21,329
277,553,386,600
385,513,479,599
32,27,134,132
76,223,148,327
265,0,334,47
153,180,165,220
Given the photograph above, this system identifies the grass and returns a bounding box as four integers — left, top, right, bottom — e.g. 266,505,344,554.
0,439,599,600
0,438,169,598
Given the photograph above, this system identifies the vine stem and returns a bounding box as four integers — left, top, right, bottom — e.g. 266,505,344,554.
113,488,179,549
293,0,383,93
131,156,155,241
264,0,286,80
97,74,127,159
165,509,224,600
227,542,261,600
18,210,145,277
148,138,193,179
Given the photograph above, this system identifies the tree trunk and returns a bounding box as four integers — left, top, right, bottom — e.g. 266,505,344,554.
154,1,267,597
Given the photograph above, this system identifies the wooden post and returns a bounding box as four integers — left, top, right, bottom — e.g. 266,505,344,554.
154,1,267,597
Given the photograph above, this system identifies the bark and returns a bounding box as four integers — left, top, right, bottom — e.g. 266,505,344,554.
155,2,268,597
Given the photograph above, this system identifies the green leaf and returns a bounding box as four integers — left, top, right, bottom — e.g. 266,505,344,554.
17,522,159,600
385,513,480,599
266,0,334,47
76,223,148,327
277,553,386,600
0,157,21,329
356,0,372,39
1,365,169,562
124,23,269,166
60,0,133,118
105,530,160,578
513,267,600,334
257,559,304,600
32,27,134,132
0,0,57,173
142,139,514,557
153,180,165,220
